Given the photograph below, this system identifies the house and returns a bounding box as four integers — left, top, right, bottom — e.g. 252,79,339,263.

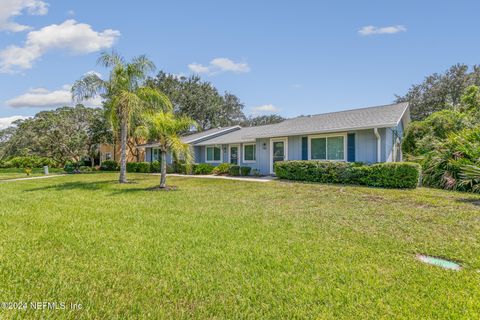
99,138,146,165
141,102,410,175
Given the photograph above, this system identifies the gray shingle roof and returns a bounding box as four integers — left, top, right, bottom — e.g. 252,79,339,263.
243,102,409,139
195,102,408,145
181,126,240,143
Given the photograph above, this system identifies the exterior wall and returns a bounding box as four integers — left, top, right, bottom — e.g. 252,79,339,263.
144,147,172,164
353,129,377,163
99,142,145,164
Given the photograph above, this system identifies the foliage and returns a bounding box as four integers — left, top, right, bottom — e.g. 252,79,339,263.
135,111,196,187
212,163,232,175
126,162,139,172
402,109,468,156
460,165,480,193
72,51,170,183
150,161,161,173
228,165,240,176
241,114,285,127
422,127,480,191
240,166,252,176
0,105,105,164
137,162,151,173
100,160,119,171
147,72,246,130
274,161,420,189
396,64,480,121
24,168,32,176
5,156,58,168
194,163,214,175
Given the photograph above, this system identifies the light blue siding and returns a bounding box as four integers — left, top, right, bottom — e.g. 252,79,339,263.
353,129,377,163
287,136,302,160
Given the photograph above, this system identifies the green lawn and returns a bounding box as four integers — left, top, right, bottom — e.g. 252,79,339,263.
0,173,479,319
0,168,63,181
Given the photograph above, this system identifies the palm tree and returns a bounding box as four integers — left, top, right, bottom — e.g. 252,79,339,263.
135,112,196,188
71,51,172,183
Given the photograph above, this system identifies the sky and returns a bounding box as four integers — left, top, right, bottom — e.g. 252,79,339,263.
0,0,479,129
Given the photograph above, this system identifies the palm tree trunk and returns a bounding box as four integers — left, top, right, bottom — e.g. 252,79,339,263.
119,118,128,183
160,150,167,188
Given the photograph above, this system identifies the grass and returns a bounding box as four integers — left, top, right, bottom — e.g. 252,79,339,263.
0,168,63,181
0,173,479,319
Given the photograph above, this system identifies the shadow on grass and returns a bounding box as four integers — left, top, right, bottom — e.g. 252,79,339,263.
24,179,179,195
457,198,480,207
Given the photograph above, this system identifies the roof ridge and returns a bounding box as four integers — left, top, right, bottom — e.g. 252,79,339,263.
290,102,408,120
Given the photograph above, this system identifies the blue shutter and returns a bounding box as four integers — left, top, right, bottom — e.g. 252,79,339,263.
347,133,355,162
302,137,308,160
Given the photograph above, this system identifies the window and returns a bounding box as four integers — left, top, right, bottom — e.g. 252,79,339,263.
104,152,112,161
243,143,256,162
152,148,160,161
309,135,345,161
206,146,222,162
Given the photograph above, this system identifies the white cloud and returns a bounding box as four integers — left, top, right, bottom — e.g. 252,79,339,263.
358,25,407,36
0,115,29,129
0,19,120,73
6,84,102,108
251,104,280,114
188,57,250,75
0,0,48,32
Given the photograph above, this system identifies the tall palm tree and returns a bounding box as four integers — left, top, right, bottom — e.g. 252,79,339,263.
71,51,172,183
135,112,196,188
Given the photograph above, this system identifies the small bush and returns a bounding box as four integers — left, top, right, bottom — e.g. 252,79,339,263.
274,160,420,189
194,163,214,175
126,162,139,172
213,163,232,175
240,166,252,176
137,162,151,173
229,165,240,176
63,162,76,174
6,156,57,168
150,161,161,173
100,160,118,171
79,166,93,173
166,164,175,174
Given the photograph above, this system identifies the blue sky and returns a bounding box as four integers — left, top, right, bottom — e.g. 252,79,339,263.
1,0,479,128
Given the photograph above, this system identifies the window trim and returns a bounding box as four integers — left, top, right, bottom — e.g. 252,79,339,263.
307,133,347,161
205,145,223,163
242,143,256,163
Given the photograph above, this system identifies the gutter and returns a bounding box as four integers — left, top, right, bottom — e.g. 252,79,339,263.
374,128,381,162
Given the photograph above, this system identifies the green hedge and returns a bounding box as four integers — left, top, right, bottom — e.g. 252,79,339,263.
99,160,119,171
212,163,232,175
240,166,252,176
229,165,240,176
4,156,58,168
274,161,421,189
194,163,214,175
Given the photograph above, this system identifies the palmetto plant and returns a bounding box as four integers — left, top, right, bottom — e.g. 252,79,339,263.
72,51,172,183
135,112,196,188
460,164,480,192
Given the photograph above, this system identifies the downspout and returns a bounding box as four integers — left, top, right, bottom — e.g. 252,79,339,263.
374,128,381,163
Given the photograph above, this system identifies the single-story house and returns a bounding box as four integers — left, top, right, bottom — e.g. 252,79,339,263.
140,102,410,175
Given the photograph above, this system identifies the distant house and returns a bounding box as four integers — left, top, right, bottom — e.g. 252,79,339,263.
140,102,410,175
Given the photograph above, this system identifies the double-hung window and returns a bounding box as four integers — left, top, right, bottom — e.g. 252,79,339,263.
309,135,345,161
243,143,256,162
206,146,222,162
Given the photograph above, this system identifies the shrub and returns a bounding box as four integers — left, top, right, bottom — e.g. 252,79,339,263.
137,162,151,173
194,163,214,175
24,168,32,176
229,165,240,176
6,156,57,168
100,160,118,171
63,162,76,174
362,163,421,188
212,163,232,175
150,161,161,173
274,160,421,189
240,166,252,176
126,162,139,172
79,166,93,173
166,164,175,174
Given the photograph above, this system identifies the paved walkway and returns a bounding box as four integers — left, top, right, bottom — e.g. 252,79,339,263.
165,173,276,183
0,174,65,182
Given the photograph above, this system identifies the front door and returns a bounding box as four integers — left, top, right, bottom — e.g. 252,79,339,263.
230,145,239,164
270,138,287,174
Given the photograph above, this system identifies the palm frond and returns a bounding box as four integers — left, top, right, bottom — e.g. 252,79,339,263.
71,73,105,102
136,87,173,112
97,50,125,68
